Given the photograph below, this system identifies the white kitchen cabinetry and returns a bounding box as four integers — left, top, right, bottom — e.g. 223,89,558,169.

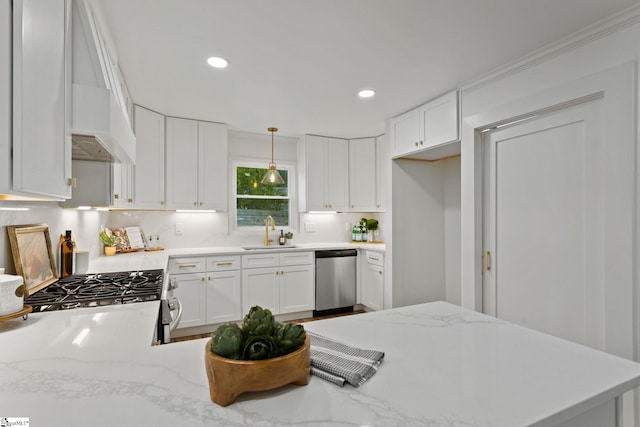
360,250,384,311
242,251,314,315
169,255,241,328
111,163,134,208
134,105,165,209
391,90,460,161
349,137,384,211
205,256,242,324
3,0,72,199
166,117,228,211
305,135,349,211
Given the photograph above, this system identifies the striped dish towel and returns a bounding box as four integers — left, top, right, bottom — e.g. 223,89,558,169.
308,332,385,387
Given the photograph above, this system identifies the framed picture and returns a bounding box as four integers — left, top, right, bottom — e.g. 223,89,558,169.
7,224,58,296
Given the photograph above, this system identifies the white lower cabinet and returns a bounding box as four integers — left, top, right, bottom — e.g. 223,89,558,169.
172,272,206,329
242,251,314,315
169,255,241,329
360,250,384,311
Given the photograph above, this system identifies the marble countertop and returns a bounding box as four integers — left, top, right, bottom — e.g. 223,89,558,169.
1,301,639,426
87,242,385,273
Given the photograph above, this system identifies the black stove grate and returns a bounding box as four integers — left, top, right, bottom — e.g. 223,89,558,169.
25,269,164,312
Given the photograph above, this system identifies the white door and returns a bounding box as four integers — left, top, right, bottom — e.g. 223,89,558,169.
483,99,606,349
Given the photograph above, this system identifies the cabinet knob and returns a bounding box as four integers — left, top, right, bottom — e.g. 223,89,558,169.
378,270,383,275
160,201,165,205
419,140,424,146
200,202,203,206
128,198,133,203
201,277,205,282
67,177,77,188
114,194,119,199
193,202,197,206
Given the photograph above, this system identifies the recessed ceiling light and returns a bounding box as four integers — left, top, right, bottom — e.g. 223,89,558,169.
207,56,229,69
358,89,375,98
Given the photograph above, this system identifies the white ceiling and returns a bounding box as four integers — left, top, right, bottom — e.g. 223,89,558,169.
95,0,640,139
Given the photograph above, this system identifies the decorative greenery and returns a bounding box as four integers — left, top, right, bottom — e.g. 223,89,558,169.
210,306,306,360
359,217,379,231
99,230,120,247
284,231,294,239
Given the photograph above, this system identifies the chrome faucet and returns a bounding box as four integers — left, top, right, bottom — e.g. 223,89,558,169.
264,215,275,246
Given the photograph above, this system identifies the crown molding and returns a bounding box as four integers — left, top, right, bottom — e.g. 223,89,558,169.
461,3,640,92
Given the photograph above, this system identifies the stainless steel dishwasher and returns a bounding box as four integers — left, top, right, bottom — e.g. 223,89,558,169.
314,249,357,317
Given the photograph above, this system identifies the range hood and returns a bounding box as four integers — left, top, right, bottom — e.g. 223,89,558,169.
71,83,136,164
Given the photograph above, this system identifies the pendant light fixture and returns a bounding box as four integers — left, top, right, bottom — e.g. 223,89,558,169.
261,127,285,185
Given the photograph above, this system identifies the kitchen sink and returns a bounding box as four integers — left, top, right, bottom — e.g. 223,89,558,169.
241,245,297,250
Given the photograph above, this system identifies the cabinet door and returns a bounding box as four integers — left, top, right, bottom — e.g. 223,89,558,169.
172,273,206,328
349,138,376,211
134,105,165,209
111,163,134,208
198,121,227,211
390,108,421,158
279,264,314,314
362,263,384,311
305,135,327,211
166,117,198,209
242,267,279,314
206,270,241,324
326,138,349,211
421,90,459,149
13,0,71,199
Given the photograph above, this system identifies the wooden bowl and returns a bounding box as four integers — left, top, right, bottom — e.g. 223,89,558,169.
204,336,310,406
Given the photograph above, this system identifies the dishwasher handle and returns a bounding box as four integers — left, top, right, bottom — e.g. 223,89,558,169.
315,249,358,258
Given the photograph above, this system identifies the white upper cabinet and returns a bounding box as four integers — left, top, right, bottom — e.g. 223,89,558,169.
305,135,349,212
391,89,460,161
6,0,72,199
111,163,134,208
165,117,228,211
133,105,165,209
349,137,380,211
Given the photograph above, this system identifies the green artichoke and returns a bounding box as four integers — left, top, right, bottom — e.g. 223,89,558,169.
242,335,278,360
242,306,276,337
210,323,244,359
274,322,307,356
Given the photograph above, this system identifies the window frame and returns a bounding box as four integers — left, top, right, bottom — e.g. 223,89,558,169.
230,158,297,233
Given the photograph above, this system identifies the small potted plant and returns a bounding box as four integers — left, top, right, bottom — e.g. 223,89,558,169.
284,231,294,245
365,218,379,242
99,230,120,256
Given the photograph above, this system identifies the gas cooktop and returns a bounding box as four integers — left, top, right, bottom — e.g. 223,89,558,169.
25,269,164,312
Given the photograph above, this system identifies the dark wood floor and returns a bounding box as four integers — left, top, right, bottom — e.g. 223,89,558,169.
171,310,364,343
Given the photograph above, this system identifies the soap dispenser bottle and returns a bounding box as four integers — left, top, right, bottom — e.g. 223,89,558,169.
279,229,286,246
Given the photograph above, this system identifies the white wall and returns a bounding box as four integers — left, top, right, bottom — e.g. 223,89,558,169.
0,202,109,275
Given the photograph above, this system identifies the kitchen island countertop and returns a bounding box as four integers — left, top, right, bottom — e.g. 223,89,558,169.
1,301,639,426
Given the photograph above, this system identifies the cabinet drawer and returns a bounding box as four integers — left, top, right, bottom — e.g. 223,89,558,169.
167,257,206,274
280,251,314,266
207,255,241,271
364,250,384,267
242,253,280,269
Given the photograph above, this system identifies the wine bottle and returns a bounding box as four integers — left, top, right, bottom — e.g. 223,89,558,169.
60,230,74,278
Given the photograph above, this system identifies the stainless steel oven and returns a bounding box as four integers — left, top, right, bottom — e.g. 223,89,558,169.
155,274,182,344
